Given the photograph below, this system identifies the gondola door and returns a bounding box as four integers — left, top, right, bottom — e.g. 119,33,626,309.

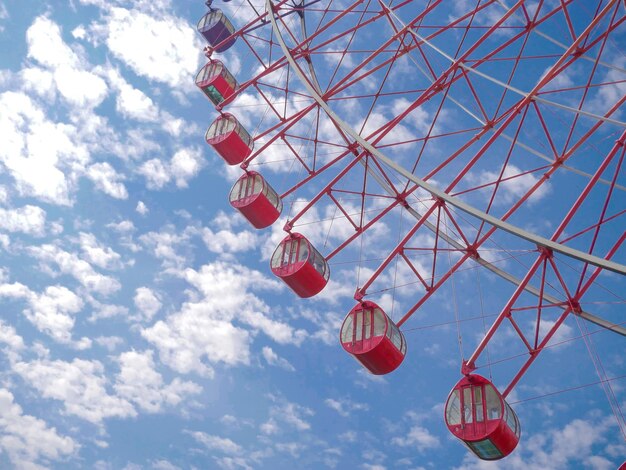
460,383,486,439
350,308,373,353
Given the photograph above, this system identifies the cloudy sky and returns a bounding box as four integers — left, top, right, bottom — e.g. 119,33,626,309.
0,0,624,469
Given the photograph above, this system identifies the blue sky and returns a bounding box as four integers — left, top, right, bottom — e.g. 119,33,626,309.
0,0,624,469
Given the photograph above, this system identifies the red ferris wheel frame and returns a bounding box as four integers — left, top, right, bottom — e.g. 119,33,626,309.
196,0,626,455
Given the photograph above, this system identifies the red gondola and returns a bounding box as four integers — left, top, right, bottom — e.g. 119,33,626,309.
229,171,282,229
197,10,236,52
445,374,521,460
195,60,237,107
270,233,329,298
340,301,406,375
205,113,253,165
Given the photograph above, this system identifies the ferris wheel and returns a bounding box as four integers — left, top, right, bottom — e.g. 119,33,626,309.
194,0,626,461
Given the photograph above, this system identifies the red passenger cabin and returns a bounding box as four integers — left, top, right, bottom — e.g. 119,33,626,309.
340,301,406,375
229,172,282,229
197,10,236,52
270,233,329,298
445,374,521,460
205,113,254,165
195,60,237,107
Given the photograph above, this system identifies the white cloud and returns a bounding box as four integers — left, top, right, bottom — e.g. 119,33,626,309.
0,185,9,204
0,282,90,348
78,232,123,270
160,112,197,137
339,431,357,442
0,282,31,299
27,16,108,108
260,418,279,436
13,358,136,424
54,66,109,108
138,148,205,190
20,66,57,101
355,368,387,387
0,319,25,354
95,336,124,352
87,162,128,199
181,262,306,345
0,3,8,24
133,287,162,322
86,5,200,88
585,58,626,118
139,225,194,268
141,258,296,376
71,25,87,40
118,81,159,121
214,456,254,470
539,65,575,91
452,415,619,470
324,397,369,417
152,460,182,470
275,442,305,458
114,350,201,413
391,425,440,452
220,415,238,426
584,455,614,470
107,220,135,233
27,16,79,70
0,91,80,205
263,398,314,433
151,460,182,470
391,98,431,134
261,346,295,372
0,234,9,250
136,201,149,215
170,148,205,188
87,298,129,322
303,308,344,345
26,285,89,348
538,319,574,348
139,158,171,189
0,205,47,236
201,226,259,254
142,304,252,377
469,164,550,206
187,431,242,454
29,244,121,296
0,388,77,468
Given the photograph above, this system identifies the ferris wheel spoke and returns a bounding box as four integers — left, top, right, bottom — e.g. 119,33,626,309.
468,128,625,267
381,177,625,335
464,230,625,390
260,0,626,356
389,0,626,128
267,0,626,276
494,0,626,76
376,9,626,193
352,195,626,338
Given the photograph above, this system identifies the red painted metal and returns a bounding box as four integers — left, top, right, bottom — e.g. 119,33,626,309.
229,171,282,229
270,233,329,298
195,60,237,107
445,375,520,460
205,113,254,165
340,301,406,375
